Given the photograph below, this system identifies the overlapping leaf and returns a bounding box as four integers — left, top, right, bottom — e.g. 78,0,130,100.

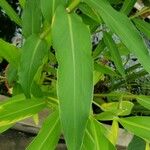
52,6,93,150
0,94,46,128
119,117,150,141
133,18,150,39
121,0,137,15
82,117,116,150
0,39,20,68
84,0,150,73
18,35,48,98
27,110,61,150
136,96,150,110
41,0,65,23
103,32,125,77
0,0,21,26
22,0,42,38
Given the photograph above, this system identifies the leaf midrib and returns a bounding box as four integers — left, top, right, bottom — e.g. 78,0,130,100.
0,101,45,120
120,119,150,132
27,38,41,89
67,15,77,146
38,118,59,149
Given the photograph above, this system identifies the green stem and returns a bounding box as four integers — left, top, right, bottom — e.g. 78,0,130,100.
40,27,51,39
66,0,80,13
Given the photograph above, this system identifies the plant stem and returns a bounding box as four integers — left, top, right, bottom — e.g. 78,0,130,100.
66,0,80,13
40,27,51,39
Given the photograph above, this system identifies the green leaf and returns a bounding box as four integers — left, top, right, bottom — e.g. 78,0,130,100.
121,0,137,15
101,101,134,116
6,64,18,86
52,6,93,150
133,18,150,39
0,124,13,133
93,70,104,85
136,96,150,110
0,0,22,26
0,94,46,127
128,135,146,150
79,2,101,23
85,0,150,73
82,117,116,150
19,0,26,8
22,0,42,38
0,39,20,68
94,62,117,76
103,32,125,77
119,117,150,141
92,40,105,59
108,120,119,145
19,35,48,98
94,111,117,121
80,13,99,33
26,110,61,150
41,0,65,23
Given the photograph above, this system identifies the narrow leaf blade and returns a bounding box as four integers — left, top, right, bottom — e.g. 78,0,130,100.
27,110,61,150
0,39,20,68
136,96,150,110
121,0,137,15
22,0,42,38
0,0,21,26
82,117,116,150
40,0,65,23
133,18,150,39
103,32,125,77
19,35,48,98
119,117,150,141
85,0,150,73
0,95,46,127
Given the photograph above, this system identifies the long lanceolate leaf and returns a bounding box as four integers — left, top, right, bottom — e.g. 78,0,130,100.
82,117,116,150
120,0,137,15
133,18,150,39
19,35,48,98
40,0,65,23
119,117,150,141
103,32,125,77
0,0,22,26
85,0,150,74
22,0,42,38
52,6,93,150
27,110,61,150
0,94,46,128
0,39,20,68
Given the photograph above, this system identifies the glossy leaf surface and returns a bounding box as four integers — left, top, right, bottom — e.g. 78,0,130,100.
52,6,93,150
